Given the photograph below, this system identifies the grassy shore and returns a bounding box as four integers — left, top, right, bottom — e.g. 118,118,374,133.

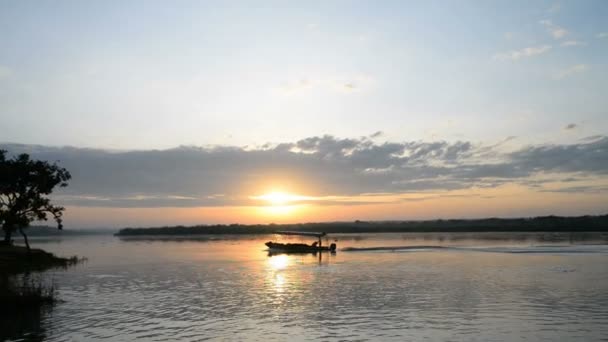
0,276,56,307
0,244,80,275
0,244,82,309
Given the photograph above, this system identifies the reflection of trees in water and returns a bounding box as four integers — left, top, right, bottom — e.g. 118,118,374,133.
0,304,49,342
0,274,52,342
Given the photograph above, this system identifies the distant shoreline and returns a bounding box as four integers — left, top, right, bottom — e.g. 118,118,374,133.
115,214,608,236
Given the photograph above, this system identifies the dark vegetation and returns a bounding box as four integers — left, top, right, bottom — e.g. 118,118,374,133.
0,244,81,275
1,150,71,250
20,225,116,236
0,150,77,341
0,297,50,341
116,214,608,236
0,245,82,341
0,275,56,307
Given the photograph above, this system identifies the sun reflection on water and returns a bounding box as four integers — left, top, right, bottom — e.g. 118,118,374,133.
266,255,291,299
273,273,286,293
268,254,289,270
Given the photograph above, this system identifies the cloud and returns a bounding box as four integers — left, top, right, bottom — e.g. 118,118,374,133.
509,137,608,175
564,123,577,130
370,131,384,139
539,185,608,194
493,45,551,61
2,136,608,208
554,64,588,79
540,20,568,39
597,32,608,39
561,40,586,47
580,135,604,142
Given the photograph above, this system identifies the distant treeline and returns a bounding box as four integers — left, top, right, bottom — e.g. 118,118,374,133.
115,214,608,236
18,226,116,237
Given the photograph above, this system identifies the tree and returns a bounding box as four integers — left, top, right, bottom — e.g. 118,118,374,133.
0,150,71,251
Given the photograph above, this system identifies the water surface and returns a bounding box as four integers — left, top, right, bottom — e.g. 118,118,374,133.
10,232,608,341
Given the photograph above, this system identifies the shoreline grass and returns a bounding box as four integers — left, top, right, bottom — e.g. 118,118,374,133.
0,276,56,308
0,245,84,308
0,244,82,275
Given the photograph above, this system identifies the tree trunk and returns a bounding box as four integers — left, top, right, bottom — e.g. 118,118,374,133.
18,226,30,252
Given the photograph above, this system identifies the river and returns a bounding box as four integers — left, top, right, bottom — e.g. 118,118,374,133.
7,232,608,341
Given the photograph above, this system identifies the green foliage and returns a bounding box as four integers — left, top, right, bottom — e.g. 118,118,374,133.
0,150,71,246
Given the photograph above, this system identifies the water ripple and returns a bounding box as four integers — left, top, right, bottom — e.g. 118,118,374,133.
8,234,608,342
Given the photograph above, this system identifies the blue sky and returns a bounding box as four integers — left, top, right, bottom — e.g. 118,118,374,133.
1,1,607,149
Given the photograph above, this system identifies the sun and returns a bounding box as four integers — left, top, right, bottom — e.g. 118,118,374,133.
259,191,292,206
250,191,313,217
253,191,310,206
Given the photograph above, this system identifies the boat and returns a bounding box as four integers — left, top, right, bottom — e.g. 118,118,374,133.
265,231,337,253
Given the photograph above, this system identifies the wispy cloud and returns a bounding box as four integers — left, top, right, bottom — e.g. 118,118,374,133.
540,20,568,39
598,32,608,39
564,123,578,130
561,40,586,47
554,64,588,79
370,131,384,139
493,45,552,61
540,185,608,194
581,135,604,142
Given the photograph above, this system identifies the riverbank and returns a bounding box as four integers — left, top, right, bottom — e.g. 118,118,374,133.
1,244,81,313
0,244,80,275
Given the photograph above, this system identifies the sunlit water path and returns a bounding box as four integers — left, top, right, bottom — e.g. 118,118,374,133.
10,233,608,341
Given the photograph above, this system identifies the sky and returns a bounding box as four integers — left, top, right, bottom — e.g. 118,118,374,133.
1,1,607,227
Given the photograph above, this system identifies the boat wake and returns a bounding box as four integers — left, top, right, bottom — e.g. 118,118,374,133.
342,245,608,254
341,245,447,252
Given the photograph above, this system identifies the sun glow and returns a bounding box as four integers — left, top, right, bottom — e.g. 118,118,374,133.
259,191,293,205
252,191,313,206
250,191,316,218
261,205,297,216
